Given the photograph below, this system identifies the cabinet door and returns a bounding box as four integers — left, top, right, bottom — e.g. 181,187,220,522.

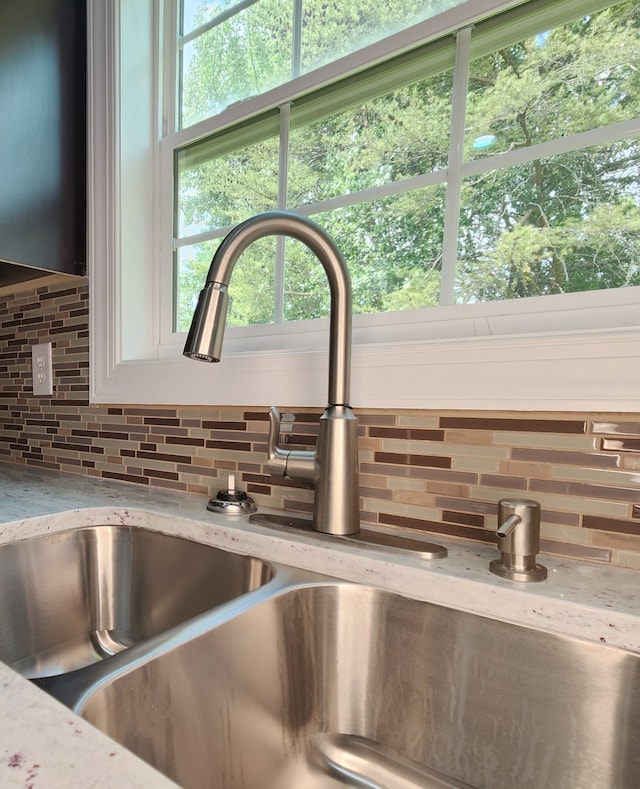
0,0,86,284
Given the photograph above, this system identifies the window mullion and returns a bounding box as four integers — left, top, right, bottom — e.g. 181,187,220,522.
274,102,292,324
163,0,179,136
292,0,303,79
439,26,472,307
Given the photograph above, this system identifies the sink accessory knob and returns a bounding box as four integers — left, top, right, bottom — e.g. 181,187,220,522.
207,473,257,515
490,498,547,582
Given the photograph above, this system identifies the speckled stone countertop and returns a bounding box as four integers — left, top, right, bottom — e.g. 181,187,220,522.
0,464,639,786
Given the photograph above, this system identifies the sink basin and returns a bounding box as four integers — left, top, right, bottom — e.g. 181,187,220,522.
75,581,640,789
0,526,271,678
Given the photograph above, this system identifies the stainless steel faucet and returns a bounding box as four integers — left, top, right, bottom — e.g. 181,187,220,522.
490,498,547,582
183,211,360,536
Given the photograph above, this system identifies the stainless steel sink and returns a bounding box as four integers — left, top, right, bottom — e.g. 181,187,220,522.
71,580,640,789
0,526,271,678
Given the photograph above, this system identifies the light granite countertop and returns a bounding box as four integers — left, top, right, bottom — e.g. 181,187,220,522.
0,464,639,787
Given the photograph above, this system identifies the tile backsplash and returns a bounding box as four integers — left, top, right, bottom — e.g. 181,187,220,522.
2,280,640,568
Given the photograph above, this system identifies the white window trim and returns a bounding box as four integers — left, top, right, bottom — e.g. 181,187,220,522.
88,0,640,411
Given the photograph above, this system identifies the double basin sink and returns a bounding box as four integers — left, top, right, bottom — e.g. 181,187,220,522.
1,525,639,788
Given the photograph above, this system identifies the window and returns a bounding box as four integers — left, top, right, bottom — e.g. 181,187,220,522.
88,0,640,410
171,0,640,329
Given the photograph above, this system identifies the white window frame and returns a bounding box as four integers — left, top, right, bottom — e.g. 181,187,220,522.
89,0,640,411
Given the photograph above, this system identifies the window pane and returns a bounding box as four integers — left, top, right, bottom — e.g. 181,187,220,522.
302,187,445,319
181,0,244,36
465,1,640,160
181,0,467,128
175,237,278,332
454,139,640,303
299,0,455,74
175,240,217,332
181,0,293,127
288,72,452,205
176,135,279,237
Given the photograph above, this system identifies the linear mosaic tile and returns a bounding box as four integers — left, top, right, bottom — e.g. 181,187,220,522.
583,515,640,537
592,421,640,436
601,438,640,453
440,416,587,434
2,280,640,568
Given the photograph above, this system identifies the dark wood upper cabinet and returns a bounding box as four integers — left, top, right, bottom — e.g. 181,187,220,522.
0,0,86,287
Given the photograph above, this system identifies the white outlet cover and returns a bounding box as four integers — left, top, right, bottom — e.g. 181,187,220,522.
31,342,53,396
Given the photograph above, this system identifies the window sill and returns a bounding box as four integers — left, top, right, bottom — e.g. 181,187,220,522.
90,323,640,411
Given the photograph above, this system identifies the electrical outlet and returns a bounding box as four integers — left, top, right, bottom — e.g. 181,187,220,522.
31,342,53,396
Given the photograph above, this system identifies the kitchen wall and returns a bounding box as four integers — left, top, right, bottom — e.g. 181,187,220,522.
2,279,640,568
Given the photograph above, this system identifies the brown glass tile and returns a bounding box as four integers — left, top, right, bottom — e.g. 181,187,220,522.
591,530,640,552
247,483,271,495
542,509,580,527
374,451,451,469
443,510,485,528
202,420,247,431
424,481,470,498
361,462,475,484
479,474,527,490
360,486,393,501
440,416,586,434
601,438,640,453
143,468,180,481
102,470,149,485
241,472,272,485
148,477,188,492
143,417,181,426
39,287,76,301
127,408,177,417
239,462,262,472
24,459,60,471
176,463,218,478
591,421,640,437
166,436,205,447
205,439,252,452
511,447,619,468
149,426,188,437
368,427,444,441
540,539,611,562
136,450,192,464
434,496,497,515
284,412,321,424
51,441,94,454
633,505,640,519
530,478,640,503
243,411,268,421
583,515,640,536
356,414,397,427
280,501,313,517
379,512,494,543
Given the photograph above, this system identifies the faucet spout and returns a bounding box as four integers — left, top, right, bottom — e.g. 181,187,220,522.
184,211,352,406
184,211,360,536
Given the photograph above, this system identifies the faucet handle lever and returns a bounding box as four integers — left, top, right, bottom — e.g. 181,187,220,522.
266,406,289,477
